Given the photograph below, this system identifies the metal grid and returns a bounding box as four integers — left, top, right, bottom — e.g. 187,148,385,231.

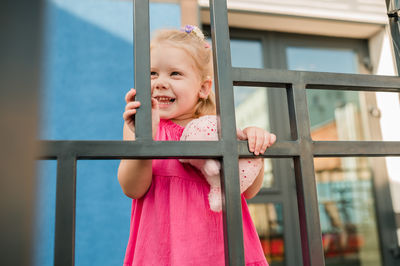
38,0,400,265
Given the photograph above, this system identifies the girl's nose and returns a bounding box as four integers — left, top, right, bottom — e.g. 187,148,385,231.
155,82,167,90
152,78,168,90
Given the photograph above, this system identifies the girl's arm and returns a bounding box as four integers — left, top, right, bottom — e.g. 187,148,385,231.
117,88,159,199
117,123,153,199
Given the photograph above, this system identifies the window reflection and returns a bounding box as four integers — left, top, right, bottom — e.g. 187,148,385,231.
248,203,284,265
315,160,382,266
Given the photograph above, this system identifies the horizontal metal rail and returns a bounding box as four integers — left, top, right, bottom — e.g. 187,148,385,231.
232,68,400,92
38,140,400,160
313,141,400,157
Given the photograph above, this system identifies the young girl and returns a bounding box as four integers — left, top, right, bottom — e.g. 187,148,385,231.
118,25,276,266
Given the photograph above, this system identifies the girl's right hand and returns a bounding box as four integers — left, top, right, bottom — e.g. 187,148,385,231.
123,88,140,134
123,88,160,139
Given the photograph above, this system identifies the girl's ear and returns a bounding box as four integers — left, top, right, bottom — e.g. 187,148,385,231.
199,79,212,99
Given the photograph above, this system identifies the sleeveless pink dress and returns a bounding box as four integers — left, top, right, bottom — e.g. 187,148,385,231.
123,119,268,266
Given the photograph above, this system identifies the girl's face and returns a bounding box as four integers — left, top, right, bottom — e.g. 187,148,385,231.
150,43,210,126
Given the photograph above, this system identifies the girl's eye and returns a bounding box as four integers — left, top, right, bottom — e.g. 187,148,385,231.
151,71,157,76
171,71,181,76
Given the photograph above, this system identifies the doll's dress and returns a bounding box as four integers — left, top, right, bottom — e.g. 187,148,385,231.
123,119,268,266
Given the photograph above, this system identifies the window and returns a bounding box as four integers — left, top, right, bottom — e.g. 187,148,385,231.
221,27,387,266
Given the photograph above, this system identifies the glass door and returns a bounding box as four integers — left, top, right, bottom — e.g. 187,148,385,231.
281,34,384,266
225,27,390,266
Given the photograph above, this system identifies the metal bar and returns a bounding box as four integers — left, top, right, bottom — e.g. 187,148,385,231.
232,67,295,88
314,141,400,157
232,67,400,92
287,82,325,266
209,0,245,265
38,139,400,159
133,0,152,140
54,155,77,266
265,83,293,193
39,140,224,159
39,140,296,159
286,84,299,141
238,141,300,157
283,85,305,266
304,71,400,90
220,154,245,266
281,166,304,266
386,0,400,73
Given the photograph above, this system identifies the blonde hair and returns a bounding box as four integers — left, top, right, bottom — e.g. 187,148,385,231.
150,27,216,118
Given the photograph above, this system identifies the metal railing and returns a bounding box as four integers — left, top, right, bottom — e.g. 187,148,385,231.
37,0,400,265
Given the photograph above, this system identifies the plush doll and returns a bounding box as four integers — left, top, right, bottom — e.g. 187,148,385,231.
180,115,263,212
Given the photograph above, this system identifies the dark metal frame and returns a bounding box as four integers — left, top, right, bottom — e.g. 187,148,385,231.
38,0,400,265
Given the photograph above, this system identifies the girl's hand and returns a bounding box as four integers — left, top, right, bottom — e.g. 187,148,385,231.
123,88,140,134
123,88,160,139
237,127,276,155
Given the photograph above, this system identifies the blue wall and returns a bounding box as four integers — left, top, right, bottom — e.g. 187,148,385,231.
36,1,180,265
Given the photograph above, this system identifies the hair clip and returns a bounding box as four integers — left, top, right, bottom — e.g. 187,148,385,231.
181,25,205,41
183,25,195,33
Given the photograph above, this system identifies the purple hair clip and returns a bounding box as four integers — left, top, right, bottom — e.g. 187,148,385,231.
184,25,195,33
181,25,205,39
181,25,209,48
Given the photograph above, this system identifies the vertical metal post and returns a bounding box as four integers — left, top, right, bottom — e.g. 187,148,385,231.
54,155,77,266
287,82,325,266
209,0,245,265
0,0,43,266
387,0,400,73
281,171,305,266
133,0,152,140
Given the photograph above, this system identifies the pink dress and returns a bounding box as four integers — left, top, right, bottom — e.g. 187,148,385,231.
123,119,269,266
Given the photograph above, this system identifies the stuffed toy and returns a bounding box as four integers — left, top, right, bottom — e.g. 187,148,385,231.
180,115,263,212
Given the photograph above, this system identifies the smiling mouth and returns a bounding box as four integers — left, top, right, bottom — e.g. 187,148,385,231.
154,96,175,105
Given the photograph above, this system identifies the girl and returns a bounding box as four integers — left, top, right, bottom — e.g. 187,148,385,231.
118,25,276,266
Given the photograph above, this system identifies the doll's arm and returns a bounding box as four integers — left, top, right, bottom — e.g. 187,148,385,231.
242,159,264,199
202,159,221,177
180,158,206,170
180,158,220,178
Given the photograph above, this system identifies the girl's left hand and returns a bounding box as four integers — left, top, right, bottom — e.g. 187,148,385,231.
237,127,276,155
